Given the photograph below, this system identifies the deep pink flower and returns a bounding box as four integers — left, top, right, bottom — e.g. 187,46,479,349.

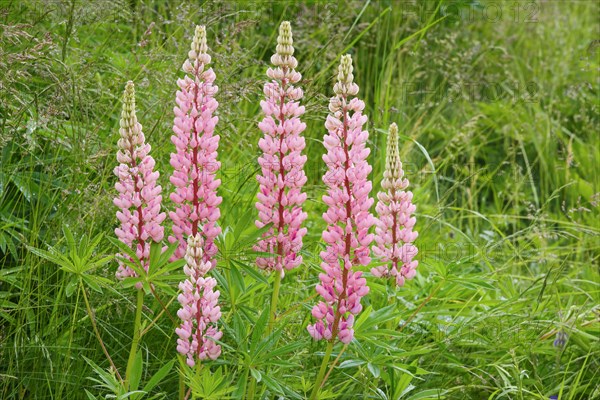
169,25,222,268
176,234,222,367
114,81,165,280
307,55,375,344
254,21,308,276
372,123,418,286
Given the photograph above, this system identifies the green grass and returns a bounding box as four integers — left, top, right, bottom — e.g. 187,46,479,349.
1,0,599,399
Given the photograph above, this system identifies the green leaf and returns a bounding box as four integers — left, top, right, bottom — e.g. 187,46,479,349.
260,373,283,395
86,232,105,259
62,224,76,260
250,368,262,383
250,308,270,353
233,207,254,240
338,359,365,368
108,237,141,266
117,390,146,399
65,277,78,298
406,389,447,400
83,356,122,393
232,259,268,284
229,261,246,293
157,240,180,267
148,241,163,271
152,258,186,278
142,359,175,393
27,246,74,273
83,275,103,293
122,277,143,289
265,340,305,360
86,255,114,272
367,362,380,378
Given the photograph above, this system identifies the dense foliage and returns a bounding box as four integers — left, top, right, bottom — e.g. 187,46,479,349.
0,1,598,399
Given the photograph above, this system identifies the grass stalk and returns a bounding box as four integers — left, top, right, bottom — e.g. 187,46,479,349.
321,343,348,390
80,281,122,382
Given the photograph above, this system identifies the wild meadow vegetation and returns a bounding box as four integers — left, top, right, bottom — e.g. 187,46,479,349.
1,0,599,399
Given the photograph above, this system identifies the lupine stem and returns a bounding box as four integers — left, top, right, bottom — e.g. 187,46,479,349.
125,289,144,389
268,272,282,333
247,372,257,400
178,361,185,400
149,283,177,324
310,341,334,400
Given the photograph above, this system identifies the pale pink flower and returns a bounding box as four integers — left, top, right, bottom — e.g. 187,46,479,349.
254,21,308,276
169,25,222,268
307,55,375,344
175,234,222,367
114,81,165,280
372,123,418,286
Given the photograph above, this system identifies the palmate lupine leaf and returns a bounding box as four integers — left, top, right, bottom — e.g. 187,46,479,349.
108,239,185,293
185,366,234,400
28,226,113,295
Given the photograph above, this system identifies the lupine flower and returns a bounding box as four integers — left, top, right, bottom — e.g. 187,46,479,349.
307,55,375,344
175,234,222,367
255,21,308,276
114,81,165,280
169,25,222,268
371,123,418,286
553,330,568,348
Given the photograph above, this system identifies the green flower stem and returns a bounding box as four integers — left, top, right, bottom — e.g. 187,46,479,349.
179,375,185,400
268,272,282,333
247,371,257,400
178,355,185,400
125,289,144,389
310,341,334,400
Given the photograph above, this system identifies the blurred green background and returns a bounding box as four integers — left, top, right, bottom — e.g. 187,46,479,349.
0,0,598,399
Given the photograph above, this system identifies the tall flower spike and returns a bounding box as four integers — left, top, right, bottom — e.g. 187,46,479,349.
254,21,308,276
372,123,418,286
175,234,222,367
307,55,375,344
169,25,222,268
114,81,165,280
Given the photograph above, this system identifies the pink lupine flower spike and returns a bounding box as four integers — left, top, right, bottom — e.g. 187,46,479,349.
372,123,418,286
114,81,165,281
307,55,376,345
255,21,308,276
169,25,222,268
176,234,223,367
